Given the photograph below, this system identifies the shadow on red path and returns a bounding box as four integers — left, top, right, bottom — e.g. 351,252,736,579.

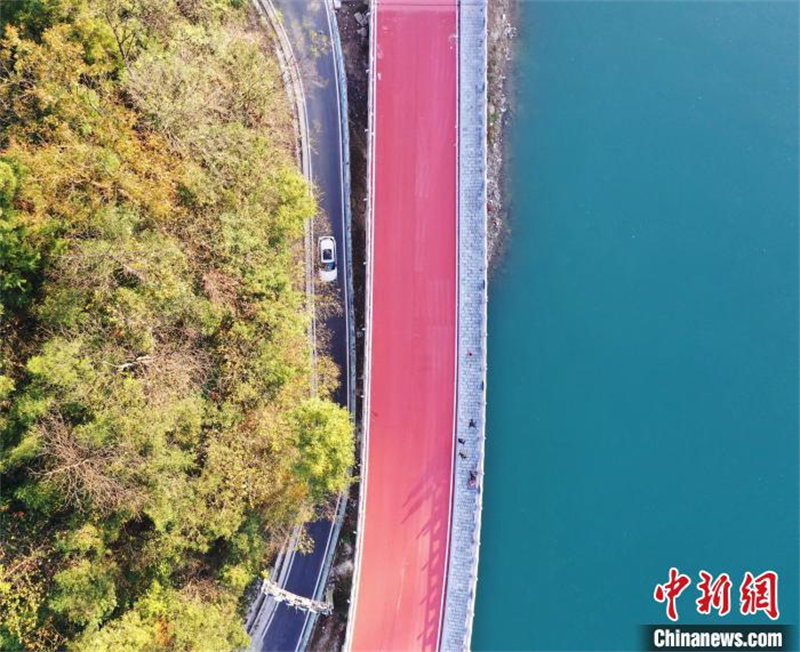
350,0,458,650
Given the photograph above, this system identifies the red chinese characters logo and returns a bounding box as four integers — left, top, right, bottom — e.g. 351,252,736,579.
696,570,732,616
653,567,692,621
654,569,780,621
740,571,780,620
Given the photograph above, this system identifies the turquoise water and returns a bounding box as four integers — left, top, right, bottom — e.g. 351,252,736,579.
474,2,799,650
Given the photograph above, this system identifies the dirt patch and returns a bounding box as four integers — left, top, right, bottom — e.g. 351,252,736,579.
336,0,369,339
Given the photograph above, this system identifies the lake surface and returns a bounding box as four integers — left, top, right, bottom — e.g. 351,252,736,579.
474,2,799,649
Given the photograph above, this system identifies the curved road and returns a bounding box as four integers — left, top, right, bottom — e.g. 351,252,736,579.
348,1,459,650
247,0,352,650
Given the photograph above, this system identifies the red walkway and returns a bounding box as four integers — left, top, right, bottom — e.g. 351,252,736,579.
350,0,458,650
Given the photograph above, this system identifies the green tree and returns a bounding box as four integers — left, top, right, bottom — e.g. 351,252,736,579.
78,583,248,652
287,398,354,502
0,160,41,313
49,559,118,627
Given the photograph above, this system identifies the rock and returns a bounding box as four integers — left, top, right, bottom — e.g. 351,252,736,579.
333,558,354,577
357,27,367,37
354,12,367,25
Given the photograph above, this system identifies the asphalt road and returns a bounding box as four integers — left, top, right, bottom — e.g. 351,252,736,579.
348,1,459,650
247,1,351,650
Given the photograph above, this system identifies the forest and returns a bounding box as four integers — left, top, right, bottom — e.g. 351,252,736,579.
0,0,353,649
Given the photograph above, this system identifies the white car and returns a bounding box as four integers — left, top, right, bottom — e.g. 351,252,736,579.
318,236,337,282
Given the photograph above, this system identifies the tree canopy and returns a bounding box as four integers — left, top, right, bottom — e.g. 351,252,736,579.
0,1,353,649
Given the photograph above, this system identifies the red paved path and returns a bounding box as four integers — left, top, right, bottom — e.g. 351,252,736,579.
350,1,458,650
